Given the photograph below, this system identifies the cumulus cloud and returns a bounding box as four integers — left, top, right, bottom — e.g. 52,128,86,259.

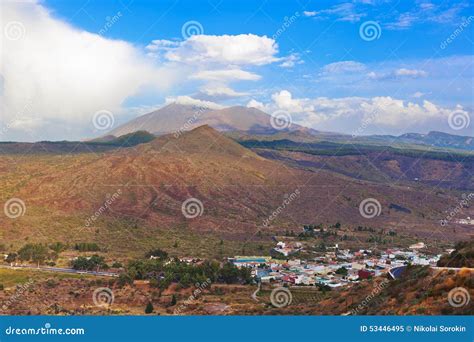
1,1,181,141
148,34,279,66
250,90,471,135
199,85,248,98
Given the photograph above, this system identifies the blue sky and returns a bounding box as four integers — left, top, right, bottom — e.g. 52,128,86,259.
1,0,473,140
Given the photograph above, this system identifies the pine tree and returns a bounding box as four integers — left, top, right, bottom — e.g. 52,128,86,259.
145,302,154,314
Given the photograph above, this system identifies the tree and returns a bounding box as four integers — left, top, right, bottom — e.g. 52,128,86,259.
5,253,17,263
335,267,348,276
49,242,66,253
145,302,154,314
17,244,49,265
170,294,177,306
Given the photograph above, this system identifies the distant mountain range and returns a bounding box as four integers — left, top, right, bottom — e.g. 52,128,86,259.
369,131,474,151
104,103,474,152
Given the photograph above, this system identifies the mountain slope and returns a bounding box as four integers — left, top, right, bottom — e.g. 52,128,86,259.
108,103,313,137
0,126,469,254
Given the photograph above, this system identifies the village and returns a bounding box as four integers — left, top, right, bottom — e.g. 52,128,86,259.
229,238,443,288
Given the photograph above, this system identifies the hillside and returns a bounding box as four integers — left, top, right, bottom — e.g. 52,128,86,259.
0,126,471,256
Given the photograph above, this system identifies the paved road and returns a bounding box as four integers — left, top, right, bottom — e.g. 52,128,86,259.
0,264,119,277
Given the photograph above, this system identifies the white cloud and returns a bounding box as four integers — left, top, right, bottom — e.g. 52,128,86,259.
164,96,225,110
394,68,428,77
279,53,303,68
190,69,261,82
368,68,428,80
1,1,181,141
199,85,248,98
320,61,366,74
246,99,266,111
253,90,471,135
155,34,279,66
303,11,318,17
303,3,366,22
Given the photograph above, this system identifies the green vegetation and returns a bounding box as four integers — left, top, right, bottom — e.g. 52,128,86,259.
89,131,155,147
71,255,109,271
74,242,101,252
240,139,474,161
17,244,49,265
145,302,154,314
123,250,252,289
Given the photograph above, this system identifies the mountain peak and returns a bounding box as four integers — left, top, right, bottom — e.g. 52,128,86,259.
146,124,259,158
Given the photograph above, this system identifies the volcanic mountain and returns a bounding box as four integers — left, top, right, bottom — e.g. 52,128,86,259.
0,126,469,253
107,103,313,137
